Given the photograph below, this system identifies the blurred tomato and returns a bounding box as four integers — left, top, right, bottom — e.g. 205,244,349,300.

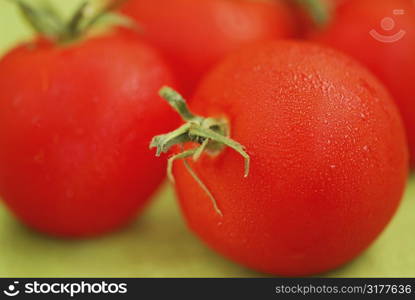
121,0,299,95
0,31,178,237
311,0,415,164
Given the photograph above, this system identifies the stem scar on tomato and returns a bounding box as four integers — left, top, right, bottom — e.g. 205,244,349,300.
150,87,250,216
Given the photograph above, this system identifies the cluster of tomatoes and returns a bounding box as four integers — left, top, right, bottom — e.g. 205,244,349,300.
0,0,413,276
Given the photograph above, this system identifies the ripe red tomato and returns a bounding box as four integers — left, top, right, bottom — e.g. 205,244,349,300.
0,31,178,237
165,41,408,276
120,0,298,96
310,0,415,164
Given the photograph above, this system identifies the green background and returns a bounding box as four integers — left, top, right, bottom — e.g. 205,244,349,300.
0,0,414,277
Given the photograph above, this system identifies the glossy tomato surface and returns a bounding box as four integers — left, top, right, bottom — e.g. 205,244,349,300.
0,31,178,237
311,0,415,164
120,0,298,95
172,41,408,276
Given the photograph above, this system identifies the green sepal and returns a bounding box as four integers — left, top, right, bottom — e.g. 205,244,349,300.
8,0,136,44
150,87,251,216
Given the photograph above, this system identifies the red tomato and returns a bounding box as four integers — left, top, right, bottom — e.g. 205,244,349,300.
310,0,415,164
120,0,298,96
169,41,408,276
0,31,178,237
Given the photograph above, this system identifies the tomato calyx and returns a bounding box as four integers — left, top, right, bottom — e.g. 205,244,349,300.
11,0,134,44
150,87,250,216
293,0,331,27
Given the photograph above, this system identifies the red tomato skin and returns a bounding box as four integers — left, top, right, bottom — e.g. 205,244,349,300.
120,0,298,96
310,0,415,164
0,32,178,237
173,41,408,276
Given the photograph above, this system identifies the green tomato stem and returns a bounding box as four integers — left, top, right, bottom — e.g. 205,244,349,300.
294,0,331,27
8,0,132,44
150,87,251,216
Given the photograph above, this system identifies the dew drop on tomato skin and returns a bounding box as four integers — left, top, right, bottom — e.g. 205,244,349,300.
310,0,415,165
172,41,409,276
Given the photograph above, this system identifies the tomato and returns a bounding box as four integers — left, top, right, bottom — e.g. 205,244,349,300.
153,41,408,276
120,0,298,96
310,0,415,164
0,30,178,237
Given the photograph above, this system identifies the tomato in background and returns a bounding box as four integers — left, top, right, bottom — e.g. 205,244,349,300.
0,30,178,237
120,0,299,96
310,0,415,164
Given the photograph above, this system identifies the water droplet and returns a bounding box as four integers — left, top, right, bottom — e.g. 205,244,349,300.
75,128,85,136
32,117,41,127
34,152,45,164
253,65,262,72
65,190,74,199
12,96,22,107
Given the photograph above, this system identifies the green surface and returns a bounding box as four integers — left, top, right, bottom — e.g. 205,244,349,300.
0,0,414,277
